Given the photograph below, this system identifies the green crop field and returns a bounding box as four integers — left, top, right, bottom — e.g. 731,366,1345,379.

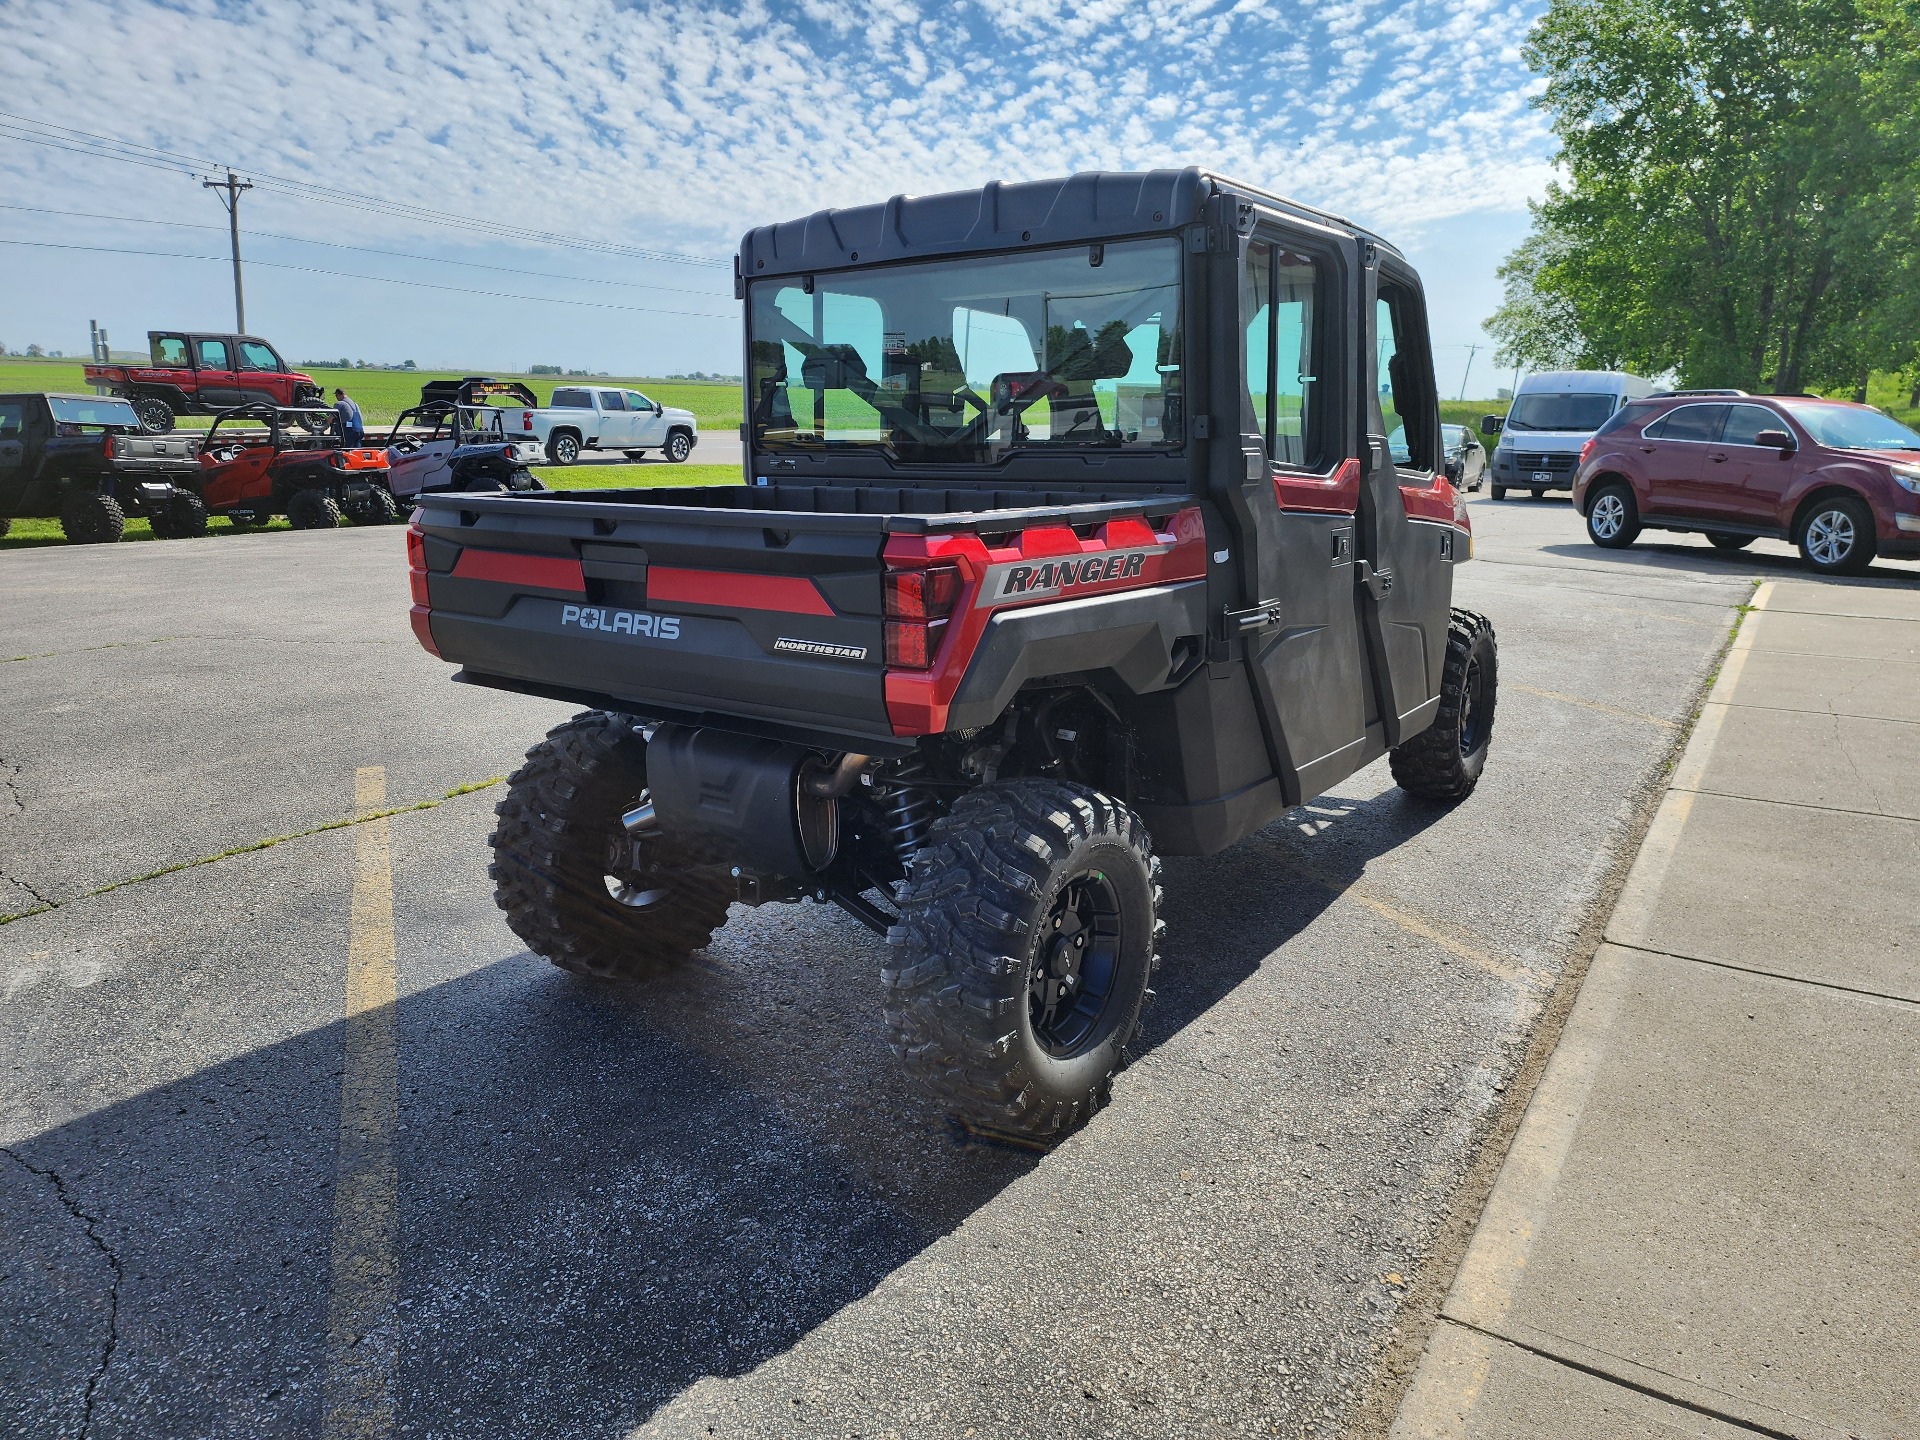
0,356,744,431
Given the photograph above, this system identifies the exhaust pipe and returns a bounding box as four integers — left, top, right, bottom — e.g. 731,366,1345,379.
800,752,871,798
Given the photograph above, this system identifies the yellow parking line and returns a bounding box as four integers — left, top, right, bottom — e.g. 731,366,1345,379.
1270,841,1545,990
320,767,400,1440
1508,682,1679,730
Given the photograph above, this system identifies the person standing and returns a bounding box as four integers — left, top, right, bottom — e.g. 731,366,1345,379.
333,387,365,445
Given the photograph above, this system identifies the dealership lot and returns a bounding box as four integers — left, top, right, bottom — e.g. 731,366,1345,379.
3,501,1908,1438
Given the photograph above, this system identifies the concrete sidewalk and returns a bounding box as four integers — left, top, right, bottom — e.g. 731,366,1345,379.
1390,577,1920,1440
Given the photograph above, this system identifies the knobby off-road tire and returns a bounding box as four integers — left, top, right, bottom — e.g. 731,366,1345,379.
489,711,733,981
152,491,207,539
0,518,11,538
286,490,342,530
132,395,175,434
885,781,1163,1143
1390,608,1498,802
349,486,401,525
60,491,125,544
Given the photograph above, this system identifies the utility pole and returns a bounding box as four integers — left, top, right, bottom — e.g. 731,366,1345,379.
1458,343,1480,402
202,170,253,332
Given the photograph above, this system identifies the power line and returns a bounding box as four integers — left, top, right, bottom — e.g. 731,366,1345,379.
0,112,729,269
0,238,737,319
0,202,731,299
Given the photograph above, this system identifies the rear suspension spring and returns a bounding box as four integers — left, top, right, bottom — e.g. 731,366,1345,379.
877,757,940,873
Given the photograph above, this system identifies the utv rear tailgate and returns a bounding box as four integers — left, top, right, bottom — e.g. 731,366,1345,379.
411,491,899,746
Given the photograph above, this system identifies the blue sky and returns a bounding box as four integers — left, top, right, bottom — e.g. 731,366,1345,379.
0,0,1553,394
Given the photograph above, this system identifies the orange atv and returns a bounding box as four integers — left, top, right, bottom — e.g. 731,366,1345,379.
196,403,397,529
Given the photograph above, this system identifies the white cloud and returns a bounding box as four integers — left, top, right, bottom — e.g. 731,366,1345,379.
0,0,1554,372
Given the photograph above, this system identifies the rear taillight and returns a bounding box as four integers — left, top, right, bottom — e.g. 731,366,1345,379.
883,562,961,669
406,523,429,606
1578,438,1597,467
103,434,117,459
522,413,533,431
407,521,440,656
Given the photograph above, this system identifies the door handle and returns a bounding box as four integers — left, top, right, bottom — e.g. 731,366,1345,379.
1708,451,1728,462
1638,445,1655,453
1356,560,1394,600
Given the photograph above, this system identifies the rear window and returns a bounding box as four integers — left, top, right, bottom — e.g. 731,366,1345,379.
1506,391,1617,433
48,395,140,428
1592,401,1657,438
551,389,591,408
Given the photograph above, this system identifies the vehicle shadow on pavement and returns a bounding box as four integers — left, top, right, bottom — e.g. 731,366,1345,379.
1538,540,1919,584
2,790,1450,1439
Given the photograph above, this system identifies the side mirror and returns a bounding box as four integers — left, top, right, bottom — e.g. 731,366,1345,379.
1753,428,1795,451
655,403,664,417
1480,414,1505,436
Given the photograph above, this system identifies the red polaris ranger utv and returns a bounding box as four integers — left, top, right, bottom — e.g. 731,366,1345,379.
407,169,1496,1141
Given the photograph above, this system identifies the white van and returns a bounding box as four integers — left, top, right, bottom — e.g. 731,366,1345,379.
1483,370,1657,500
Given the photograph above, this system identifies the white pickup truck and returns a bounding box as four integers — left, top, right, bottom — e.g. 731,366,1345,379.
515,385,699,465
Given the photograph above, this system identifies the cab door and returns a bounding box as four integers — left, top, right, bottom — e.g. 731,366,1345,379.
628,391,668,447
595,390,633,446
1234,224,1372,803
194,337,240,407
1360,259,1454,743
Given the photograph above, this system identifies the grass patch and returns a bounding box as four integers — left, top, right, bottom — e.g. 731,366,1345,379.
0,356,744,429
537,462,741,490
2,514,292,549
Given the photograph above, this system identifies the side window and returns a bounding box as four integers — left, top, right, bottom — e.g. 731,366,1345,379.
196,338,230,369
1650,404,1726,443
0,401,24,438
1243,239,1322,469
1244,241,1274,452
1721,404,1783,446
598,391,626,411
237,341,279,371
152,335,189,366
1376,284,1438,470
551,389,590,408
627,391,653,411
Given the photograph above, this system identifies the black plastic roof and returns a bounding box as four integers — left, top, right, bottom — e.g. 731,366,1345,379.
736,167,1389,281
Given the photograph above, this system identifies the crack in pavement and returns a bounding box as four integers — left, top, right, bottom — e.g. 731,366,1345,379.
0,775,504,927
1,1146,122,1439
0,756,58,911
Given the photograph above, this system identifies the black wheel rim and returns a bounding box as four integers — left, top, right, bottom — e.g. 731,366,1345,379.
1030,869,1124,1056
1459,655,1490,756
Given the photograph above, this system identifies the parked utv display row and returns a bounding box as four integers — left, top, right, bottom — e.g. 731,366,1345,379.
408,168,1499,1143
1,380,548,542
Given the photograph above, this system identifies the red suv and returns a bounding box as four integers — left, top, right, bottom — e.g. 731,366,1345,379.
1572,392,1920,574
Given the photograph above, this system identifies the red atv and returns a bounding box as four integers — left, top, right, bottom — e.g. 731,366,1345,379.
197,403,395,529
84,332,322,435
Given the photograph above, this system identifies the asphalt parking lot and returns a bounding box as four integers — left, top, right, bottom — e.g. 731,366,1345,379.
5,495,1907,1439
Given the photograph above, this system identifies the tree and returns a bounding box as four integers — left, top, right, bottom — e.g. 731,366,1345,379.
1490,0,1920,392
25,344,43,357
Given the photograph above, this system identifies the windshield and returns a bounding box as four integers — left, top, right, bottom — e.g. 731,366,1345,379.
748,238,1183,463
1505,391,1616,433
48,395,140,428
1788,402,1920,451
